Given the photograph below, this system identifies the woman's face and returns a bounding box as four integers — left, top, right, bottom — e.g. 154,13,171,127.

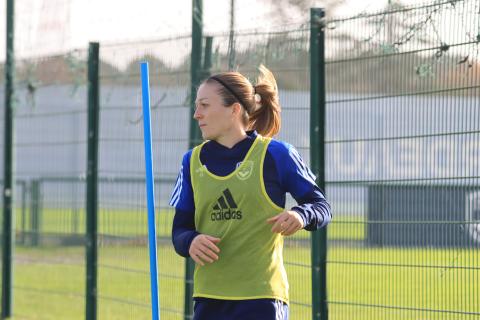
194,82,240,141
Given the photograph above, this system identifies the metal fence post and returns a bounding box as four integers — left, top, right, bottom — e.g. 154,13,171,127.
20,181,27,245
310,7,328,320
201,36,213,80
185,1,203,319
2,0,15,316
86,42,100,320
189,0,203,149
30,179,41,246
72,182,80,234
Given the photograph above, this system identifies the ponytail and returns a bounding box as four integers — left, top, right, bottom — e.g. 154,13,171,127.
248,65,281,137
204,64,281,137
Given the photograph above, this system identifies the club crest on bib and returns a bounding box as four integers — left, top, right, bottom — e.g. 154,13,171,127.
195,165,207,177
236,160,254,180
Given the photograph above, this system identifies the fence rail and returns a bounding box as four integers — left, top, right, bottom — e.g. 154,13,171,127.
1,0,479,319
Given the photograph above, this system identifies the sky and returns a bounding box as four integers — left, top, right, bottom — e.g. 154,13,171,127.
0,0,477,68
0,0,430,56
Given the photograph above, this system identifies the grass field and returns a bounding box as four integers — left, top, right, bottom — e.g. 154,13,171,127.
9,208,479,319
11,242,479,320
15,208,364,241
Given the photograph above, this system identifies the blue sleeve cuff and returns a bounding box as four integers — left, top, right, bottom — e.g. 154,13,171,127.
291,196,332,231
291,207,309,230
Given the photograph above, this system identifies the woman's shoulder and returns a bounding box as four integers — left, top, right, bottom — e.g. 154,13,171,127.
266,137,295,157
180,149,194,167
266,138,308,173
182,139,211,166
183,148,194,158
183,139,210,158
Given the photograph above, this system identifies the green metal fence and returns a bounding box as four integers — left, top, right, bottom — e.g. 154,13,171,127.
208,25,316,319
11,51,89,319
91,20,317,320
0,53,4,320
323,0,479,319
96,36,192,319
1,0,479,319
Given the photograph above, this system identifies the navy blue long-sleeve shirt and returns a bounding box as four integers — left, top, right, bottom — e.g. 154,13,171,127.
169,131,332,257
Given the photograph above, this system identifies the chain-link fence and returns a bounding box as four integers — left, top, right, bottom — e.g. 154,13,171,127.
1,0,479,319
323,0,479,319
95,38,191,319
209,27,314,319
11,52,88,318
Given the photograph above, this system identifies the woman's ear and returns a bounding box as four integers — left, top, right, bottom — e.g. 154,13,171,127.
232,102,243,117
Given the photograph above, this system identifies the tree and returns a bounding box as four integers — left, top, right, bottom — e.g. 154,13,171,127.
263,0,346,23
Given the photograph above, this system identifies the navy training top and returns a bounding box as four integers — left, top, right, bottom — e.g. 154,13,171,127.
169,131,332,257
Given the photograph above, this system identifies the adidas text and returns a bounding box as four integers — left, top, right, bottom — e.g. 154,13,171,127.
211,209,242,221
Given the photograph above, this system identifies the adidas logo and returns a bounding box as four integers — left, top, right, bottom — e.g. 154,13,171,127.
211,188,243,221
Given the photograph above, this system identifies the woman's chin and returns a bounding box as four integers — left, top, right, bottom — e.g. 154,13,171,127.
201,132,212,141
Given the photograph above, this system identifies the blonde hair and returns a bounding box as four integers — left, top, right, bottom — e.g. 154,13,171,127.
204,65,281,137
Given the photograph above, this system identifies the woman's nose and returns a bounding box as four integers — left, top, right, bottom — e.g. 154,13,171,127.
193,108,202,120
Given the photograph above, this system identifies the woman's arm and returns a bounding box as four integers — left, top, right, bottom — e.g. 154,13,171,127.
169,151,198,257
169,151,221,262
291,188,332,231
269,141,332,231
172,208,200,257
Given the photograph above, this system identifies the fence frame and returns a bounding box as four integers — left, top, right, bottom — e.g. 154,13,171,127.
1,0,15,318
310,7,328,320
85,42,100,320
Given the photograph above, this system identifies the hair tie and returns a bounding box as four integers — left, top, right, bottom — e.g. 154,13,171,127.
253,86,262,110
209,76,249,108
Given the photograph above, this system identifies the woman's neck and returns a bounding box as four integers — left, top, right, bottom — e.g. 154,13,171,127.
215,128,247,149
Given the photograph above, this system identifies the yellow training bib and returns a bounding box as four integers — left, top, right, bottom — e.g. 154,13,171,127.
190,135,289,303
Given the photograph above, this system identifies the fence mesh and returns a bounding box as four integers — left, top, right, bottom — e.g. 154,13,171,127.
1,0,479,319
96,37,191,319
324,1,480,319
209,26,314,318
11,51,88,319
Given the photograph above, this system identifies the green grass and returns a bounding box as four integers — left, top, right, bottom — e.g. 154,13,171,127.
13,245,184,320
11,208,478,319
16,208,364,241
11,244,479,320
15,208,175,238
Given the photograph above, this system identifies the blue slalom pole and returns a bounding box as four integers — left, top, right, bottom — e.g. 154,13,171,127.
140,62,160,320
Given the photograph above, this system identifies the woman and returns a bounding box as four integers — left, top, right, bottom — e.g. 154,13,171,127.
169,65,332,320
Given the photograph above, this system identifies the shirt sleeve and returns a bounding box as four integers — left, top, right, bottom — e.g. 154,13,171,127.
169,150,198,257
269,141,332,231
172,208,200,257
169,150,195,212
